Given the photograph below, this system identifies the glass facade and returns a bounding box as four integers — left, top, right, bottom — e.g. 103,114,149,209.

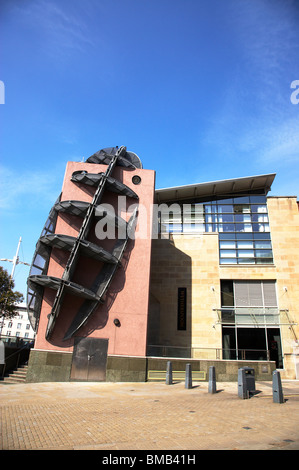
159,195,273,265
220,280,283,368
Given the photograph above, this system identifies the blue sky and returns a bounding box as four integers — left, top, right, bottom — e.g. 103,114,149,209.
1,0,299,296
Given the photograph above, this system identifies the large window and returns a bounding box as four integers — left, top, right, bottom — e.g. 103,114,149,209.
215,196,273,265
159,195,273,265
220,280,283,367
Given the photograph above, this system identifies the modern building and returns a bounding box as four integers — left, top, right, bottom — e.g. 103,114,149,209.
25,147,299,382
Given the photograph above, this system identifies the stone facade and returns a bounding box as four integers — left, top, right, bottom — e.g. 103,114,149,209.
148,196,299,380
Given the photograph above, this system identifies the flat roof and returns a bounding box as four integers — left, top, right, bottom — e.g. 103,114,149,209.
155,173,276,203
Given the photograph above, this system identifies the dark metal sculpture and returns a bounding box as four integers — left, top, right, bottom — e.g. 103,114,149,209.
27,146,141,341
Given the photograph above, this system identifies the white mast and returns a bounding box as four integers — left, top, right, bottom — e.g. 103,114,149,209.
0,237,30,279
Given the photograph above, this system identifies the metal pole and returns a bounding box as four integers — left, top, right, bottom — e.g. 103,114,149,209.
10,237,22,280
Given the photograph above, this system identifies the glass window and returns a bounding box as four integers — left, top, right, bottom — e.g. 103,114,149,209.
219,223,235,232
255,240,272,249
205,223,216,232
252,223,270,232
255,249,273,258
220,250,237,258
218,205,234,213
219,233,236,240
238,258,256,264
252,213,269,223
235,214,251,223
220,240,236,249
237,250,254,258
221,280,234,306
205,204,217,214
251,204,267,213
253,232,270,239
220,258,237,264
235,223,252,232
168,224,182,232
233,196,250,203
234,204,250,214
237,240,254,249
236,232,253,240
218,214,234,223
256,257,273,264
250,195,267,203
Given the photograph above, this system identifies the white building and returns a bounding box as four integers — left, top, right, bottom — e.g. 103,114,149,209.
0,303,35,343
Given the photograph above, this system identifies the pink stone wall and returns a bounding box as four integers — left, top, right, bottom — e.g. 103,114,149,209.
34,161,155,357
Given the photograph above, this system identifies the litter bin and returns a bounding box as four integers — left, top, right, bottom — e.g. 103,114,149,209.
238,367,255,399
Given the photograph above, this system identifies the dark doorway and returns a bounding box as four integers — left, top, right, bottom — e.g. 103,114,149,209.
70,337,108,381
267,328,283,368
222,326,283,367
222,327,236,359
237,328,267,361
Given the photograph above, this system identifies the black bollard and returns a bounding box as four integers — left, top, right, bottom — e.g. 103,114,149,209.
273,370,284,403
185,363,192,389
208,366,216,394
166,361,173,385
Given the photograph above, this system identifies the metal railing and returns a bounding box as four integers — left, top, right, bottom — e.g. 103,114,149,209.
0,337,34,379
0,335,34,347
147,345,271,361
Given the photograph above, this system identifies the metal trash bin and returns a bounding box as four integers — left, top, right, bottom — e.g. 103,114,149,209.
238,367,256,399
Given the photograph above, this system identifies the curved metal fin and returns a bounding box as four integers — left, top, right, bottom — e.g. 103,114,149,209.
40,234,119,264
71,171,139,199
86,146,137,169
54,200,90,218
28,275,100,301
62,208,138,341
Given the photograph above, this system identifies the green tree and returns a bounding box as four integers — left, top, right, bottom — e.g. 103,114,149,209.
0,266,24,320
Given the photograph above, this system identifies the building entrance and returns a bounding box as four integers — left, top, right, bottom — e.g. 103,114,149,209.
222,326,283,368
70,337,108,381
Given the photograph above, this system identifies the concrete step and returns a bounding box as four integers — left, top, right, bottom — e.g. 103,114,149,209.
1,365,28,384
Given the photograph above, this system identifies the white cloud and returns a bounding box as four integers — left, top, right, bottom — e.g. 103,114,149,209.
12,0,95,58
0,165,62,211
202,0,299,166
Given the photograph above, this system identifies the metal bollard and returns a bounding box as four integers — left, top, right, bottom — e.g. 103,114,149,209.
166,361,173,385
208,366,216,394
273,370,284,404
0,341,5,366
185,363,192,389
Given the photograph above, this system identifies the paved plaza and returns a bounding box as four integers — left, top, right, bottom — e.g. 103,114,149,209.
0,379,299,451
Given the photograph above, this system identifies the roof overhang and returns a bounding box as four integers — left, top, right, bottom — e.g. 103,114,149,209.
155,174,276,204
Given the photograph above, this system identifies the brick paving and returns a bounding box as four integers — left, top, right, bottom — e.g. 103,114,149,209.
0,380,299,451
